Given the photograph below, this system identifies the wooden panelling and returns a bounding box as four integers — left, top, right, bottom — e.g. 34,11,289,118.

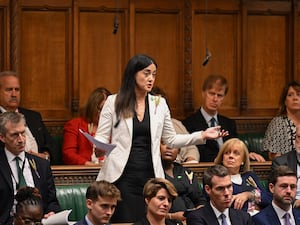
134,1,184,117
19,6,73,120
0,7,5,70
0,1,9,70
296,4,300,81
192,10,240,116
246,14,289,116
1,0,299,127
78,10,126,106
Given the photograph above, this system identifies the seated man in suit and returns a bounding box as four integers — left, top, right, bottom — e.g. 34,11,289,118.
182,74,264,162
0,71,54,161
0,111,60,225
253,165,300,225
75,180,121,225
186,164,253,225
272,125,300,208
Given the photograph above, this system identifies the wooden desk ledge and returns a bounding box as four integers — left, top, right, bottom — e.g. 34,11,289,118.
51,162,272,186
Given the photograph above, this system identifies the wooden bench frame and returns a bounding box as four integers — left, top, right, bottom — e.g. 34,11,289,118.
52,161,272,186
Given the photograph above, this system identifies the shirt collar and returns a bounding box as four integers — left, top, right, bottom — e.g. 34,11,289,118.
210,201,229,219
272,201,293,219
200,107,218,125
5,148,25,162
0,106,18,113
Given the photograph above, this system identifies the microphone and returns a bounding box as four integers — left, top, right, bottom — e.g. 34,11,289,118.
202,48,211,66
113,16,119,34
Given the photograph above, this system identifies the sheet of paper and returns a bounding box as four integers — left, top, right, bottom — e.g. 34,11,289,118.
79,129,116,155
42,209,72,225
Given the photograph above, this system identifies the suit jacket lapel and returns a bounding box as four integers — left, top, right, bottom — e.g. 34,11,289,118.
229,209,239,225
268,206,281,225
148,95,158,141
0,149,14,191
125,117,133,139
205,204,221,224
26,154,40,190
198,109,210,129
289,151,298,173
293,208,300,225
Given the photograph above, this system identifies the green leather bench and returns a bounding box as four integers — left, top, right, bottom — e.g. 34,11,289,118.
56,184,89,222
238,132,267,160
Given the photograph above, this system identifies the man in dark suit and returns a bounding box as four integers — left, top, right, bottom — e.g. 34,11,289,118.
272,125,300,208
182,74,264,162
253,165,300,225
186,164,254,225
0,71,54,161
0,111,60,225
75,180,121,225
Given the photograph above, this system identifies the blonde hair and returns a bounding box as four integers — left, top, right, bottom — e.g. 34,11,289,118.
214,138,250,173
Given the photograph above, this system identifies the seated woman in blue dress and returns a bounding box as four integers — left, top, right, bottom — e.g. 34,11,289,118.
214,138,272,215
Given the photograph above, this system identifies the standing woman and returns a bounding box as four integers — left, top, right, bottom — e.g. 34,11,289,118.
94,54,227,222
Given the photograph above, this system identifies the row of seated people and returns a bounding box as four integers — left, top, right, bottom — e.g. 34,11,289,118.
12,165,300,225
2,109,299,225
0,108,297,225
61,74,300,165
0,68,298,166
1,55,300,225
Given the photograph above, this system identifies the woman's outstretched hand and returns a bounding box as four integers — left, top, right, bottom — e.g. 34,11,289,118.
202,126,229,140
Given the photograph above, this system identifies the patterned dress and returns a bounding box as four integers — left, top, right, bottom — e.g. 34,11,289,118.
262,115,296,154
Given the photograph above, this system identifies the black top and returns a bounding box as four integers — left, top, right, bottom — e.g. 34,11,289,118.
133,216,176,225
125,97,153,176
165,162,206,212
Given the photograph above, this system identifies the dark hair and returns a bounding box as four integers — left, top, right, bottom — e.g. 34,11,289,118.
203,164,229,188
278,81,300,115
82,87,111,123
115,54,157,124
202,74,229,95
86,180,121,202
0,112,26,135
143,178,177,201
269,165,297,185
15,186,43,214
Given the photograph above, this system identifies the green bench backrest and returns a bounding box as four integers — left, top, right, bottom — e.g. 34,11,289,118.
56,184,89,222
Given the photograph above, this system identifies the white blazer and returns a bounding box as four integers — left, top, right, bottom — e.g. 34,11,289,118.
95,94,206,182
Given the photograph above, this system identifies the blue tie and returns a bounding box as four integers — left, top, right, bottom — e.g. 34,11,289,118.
220,214,228,225
210,117,216,127
283,213,292,225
